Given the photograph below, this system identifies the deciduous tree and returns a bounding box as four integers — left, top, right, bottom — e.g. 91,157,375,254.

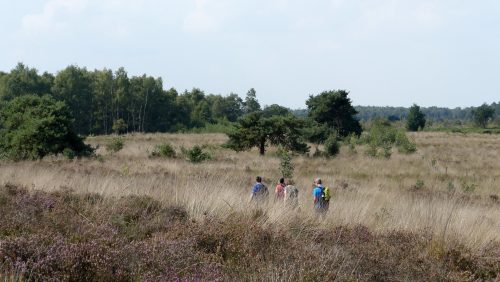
243,88,261,114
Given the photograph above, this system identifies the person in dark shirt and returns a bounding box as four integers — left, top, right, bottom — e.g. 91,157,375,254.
251,176,268,203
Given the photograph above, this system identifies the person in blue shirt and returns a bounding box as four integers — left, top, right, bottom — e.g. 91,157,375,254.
251,176,268,203
312,177,326,213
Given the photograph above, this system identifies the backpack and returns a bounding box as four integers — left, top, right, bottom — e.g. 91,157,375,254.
255,183,268,196
286,186,298,198
262,185,269,196
321,186,331,202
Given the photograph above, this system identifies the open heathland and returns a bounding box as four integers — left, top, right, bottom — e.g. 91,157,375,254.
0,132,499,281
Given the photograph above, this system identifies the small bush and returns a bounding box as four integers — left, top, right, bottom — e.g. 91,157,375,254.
181,145,211,163
461,181,477,193
366,144,378,157
363,119,416,158
94,154,105,162
324,134,340,157
112,119,127,135
381,143,392,159
413,179,425,190
345,134,359,154
395,131,417,154
63,148,76,160
151,143,176,158
106,137,124,153
276,146,294,179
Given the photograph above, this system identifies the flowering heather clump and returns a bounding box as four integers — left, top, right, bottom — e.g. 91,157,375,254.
0,185,224,281
0,184,498,281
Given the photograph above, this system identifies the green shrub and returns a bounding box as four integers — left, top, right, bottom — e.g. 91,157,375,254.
94,154,105,163
63,148,76,160
277,146,294,179
395,131,417,154
345,133,359,154
106,137,124,153
366,144,378,157
151,143,176,158
461,182,477,193
362,119,417,158
112,119,127,135
367,119,397,146
182,145,211,163
324,134,340,157
382,143,392,159
414,179,425,190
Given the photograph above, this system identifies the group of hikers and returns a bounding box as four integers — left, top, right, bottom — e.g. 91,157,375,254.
250,176,331,214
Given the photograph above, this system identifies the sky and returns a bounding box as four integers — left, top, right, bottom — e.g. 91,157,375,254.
0,0,499,109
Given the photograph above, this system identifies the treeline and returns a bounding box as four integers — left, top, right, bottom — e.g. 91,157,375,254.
2,63,499,138
357,106,479,122
294,105,500,122
356,104,500,122
0,63,262,136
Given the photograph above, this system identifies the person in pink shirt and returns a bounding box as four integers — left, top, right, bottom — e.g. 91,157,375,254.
275,178,286,201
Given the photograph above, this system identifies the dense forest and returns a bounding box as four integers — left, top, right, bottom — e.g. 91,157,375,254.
0,63,253,135
1,63,499,137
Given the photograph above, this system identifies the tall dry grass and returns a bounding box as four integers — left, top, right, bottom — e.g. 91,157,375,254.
0,132,499,253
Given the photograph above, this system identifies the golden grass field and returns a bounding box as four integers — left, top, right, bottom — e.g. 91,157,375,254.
0,131,499,256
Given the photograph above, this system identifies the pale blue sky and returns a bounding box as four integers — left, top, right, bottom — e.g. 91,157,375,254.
1,0,499,108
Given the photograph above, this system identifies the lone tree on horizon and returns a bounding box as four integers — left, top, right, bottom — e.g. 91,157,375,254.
406,104,426,131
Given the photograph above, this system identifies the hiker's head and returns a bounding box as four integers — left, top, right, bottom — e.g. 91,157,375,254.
279,178,285,184
256,176,262,183
286,179,294,185
315,178,322,185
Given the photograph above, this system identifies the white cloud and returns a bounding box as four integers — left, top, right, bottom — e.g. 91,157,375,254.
21,0,88,35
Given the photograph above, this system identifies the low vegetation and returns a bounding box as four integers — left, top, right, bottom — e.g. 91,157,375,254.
0,132,498,280
0,184,497,281
345,119,418,158
150,143,176,158
181,145,211,163
105,136,124,154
